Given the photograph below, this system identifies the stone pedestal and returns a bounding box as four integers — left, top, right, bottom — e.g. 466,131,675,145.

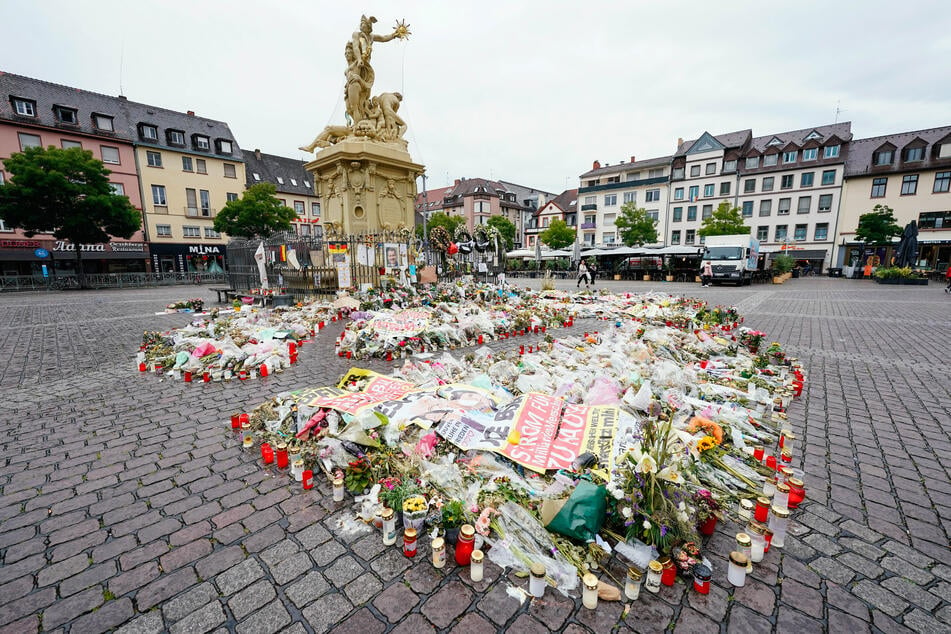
304,139,424,236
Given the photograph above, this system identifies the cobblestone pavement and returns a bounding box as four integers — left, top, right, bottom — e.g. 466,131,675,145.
0,278,948,633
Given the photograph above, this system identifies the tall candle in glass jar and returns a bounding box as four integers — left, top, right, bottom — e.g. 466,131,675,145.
582,573,599,609
332,477,344,502
768,505,790,548
431,537,446,568
529,563,546,598
645,560,663,594
470,550,484,582
747,522,767,562
381,508,397,545
625,567,643,601
727,551,748,587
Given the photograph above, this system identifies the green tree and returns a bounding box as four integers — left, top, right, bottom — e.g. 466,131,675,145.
698,201,750,237
213,183,297,239
420,212,465,242
0,146,141,288
615,203,658,247
855,204,902,246
539,219,576,250
486,215,516,251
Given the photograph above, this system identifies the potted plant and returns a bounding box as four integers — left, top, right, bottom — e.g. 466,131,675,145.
440,499,468,544
694,489,722,536
664,259,674,282
766,342,785,365
771,254,794,283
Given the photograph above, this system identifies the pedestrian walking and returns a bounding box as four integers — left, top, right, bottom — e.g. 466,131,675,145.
589,260,598,286
577,260,590,289
701,261,713,287
945,263,951,293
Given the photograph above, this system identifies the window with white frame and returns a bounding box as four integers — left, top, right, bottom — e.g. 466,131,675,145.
151,185,167,206
200,190,211,215
723,160,737,172
690,165,701,177
193,135,210,151
794,224,807,241
61,139,82,149
671,230,681,244
18,132,41,150
299,224,311,236
168,130,185,146
823,145,840,158
759,200,772,217
93,114,114,131
646,189,661,202
110,183,125,196
775,225,788,241
156,224,172,237
290,178,298,186
648,168,664,178
778,198,791,215
311,202,320,216
814,223,829,240
217,140,233,154
797,196,811,214
781,175,794,189
702,205,712,219
604,194,617,206
223,163,236,178
101,146,120,164
703,184,714,197
762,177,774,192
742,201,753,217
672,207,683,222
674,187,684,200
756,226,768,241
818,194,833,212
146,151,162,167
183,226,201,238
904,147,924,162
204,227,221,238
745,157,760,169
294,201,305,214
705,162,716,175
673,167,685,179
623,191,636,204
277,176,284,185
802,148,817,161
688,186,699,201
252,172,261,181
602,233,615,244
182,156,193,171
720,181,731,195
783,151,798,163
685,229,695,244
196,159,207,174
934,171,950,193
140,124,158,141
227,192,238,202
744,179,756,193
764,154,778,166
13,98,36,116
801,172,814,187
821,170,836,186
874,149,894,165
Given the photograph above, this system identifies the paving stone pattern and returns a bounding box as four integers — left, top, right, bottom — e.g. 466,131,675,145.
0,279,948,632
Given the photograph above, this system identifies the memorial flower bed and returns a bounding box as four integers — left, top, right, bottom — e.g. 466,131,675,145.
233,290,807,602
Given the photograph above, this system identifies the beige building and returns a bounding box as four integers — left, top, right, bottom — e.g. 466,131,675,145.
838,126,951,269
126,101,244,274
244,150,322,238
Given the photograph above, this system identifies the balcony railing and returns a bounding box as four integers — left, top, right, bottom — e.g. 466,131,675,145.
580,204,598,211
185,207,217,218
580,222,597,229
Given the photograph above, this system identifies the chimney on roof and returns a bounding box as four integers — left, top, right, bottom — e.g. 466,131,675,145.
677,137,684,148
630,155,636,163
454,178,460,186
592,160,600,170
118,95,127,100
254,148,261,160
187,110,195,116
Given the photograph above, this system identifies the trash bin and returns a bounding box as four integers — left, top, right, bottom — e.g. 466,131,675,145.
792,269,800,278
828,268,842,278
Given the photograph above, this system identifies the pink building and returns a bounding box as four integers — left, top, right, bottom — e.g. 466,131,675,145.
0,72,147,275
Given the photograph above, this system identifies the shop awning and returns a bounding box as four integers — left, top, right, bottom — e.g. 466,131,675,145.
767,249,827,260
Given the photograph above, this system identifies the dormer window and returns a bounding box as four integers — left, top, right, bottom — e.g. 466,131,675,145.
167,129,186,146
192,135,210,151
139,123,158,141
92,113,114,131
215,139,233,154
904,147,924,162
873,149,894,166
783,151,798,164
54,106,78,124
12,97,36,117
276,177,284,185
290,178,298,186
823,145,840,158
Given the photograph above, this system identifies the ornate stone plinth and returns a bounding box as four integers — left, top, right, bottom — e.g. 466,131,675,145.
305,139,424,235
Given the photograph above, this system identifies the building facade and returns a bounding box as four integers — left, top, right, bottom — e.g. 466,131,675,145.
837,126,951,270
415,178,530,237
497,181,556,248
529,189,578,248
0,73,147,275
244,150,322,238
736,123,851,268
577,156,672,247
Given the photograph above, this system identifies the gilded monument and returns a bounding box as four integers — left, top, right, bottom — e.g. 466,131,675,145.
301,16,424,236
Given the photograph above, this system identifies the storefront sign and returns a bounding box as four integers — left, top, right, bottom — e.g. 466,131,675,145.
0,239,43,248
188,245,222,255
34,248,49,258
53,241,146,253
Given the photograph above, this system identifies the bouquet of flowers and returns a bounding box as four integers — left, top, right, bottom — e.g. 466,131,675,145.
766,342,785,363
739,330,766,353
402,495,428,531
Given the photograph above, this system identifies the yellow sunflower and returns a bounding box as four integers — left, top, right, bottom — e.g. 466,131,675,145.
697,436,718,452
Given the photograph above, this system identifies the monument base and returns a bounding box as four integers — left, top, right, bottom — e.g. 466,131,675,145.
304,139,424,236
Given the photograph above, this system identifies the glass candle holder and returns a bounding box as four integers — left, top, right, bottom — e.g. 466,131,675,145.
747,522,767,562
739,498,754,521
529,563,547,598
455,524,475,566
773,483,790,510
692,564,712,594
727,551,748,587
381,508,397,546
754,497,772,523
645,560,663,594
275,443,289,469
660,556,677,586
302,470,313,490
470,550,484,582
762,475,777,497
625,567,643,601
753,445,765,461
787,477,806,509
291,459,304,481
582,573,599,609
403,528,417,557
780,430,796,454
332,477,344,502
431,537,446,569
768,506,790,548
736,533,753,573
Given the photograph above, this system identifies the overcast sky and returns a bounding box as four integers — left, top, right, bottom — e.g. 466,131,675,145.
2,0,950,195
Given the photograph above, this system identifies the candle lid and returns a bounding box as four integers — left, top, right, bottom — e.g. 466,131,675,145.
776,482,790,493
404,528,417,538
787,477,804,487
782,431,797,439
530,563,546,578
333,477,343,485
648,560,664,573
276,442,287,450
292,459,304,466
657,555,671,566
729,551,749,566
736,532,752,546
740,499,755,509
582,573,598,589
780,449,792,457
460,524,475,538
779,467,794,478
627,567,643,581
241,422,250,429
471,549,484,563
771,506,790,518
381,508,394,520
756,496,771,506
431,537,444,550
692,564,712,581
747,521,768,535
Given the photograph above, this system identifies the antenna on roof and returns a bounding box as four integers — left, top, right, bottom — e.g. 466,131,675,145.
834,99,846,124
119,40,125,96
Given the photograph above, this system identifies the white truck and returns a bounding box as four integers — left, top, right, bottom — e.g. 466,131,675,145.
701,234,760,286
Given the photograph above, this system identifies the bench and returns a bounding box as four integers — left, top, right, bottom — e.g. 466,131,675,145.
210,287,236,303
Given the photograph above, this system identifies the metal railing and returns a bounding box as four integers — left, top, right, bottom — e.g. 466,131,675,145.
0,272,227,292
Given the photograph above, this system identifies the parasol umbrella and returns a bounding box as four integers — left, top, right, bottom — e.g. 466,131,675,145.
894,221,919,268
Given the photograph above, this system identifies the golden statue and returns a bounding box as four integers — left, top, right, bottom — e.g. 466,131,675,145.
300,16,411,153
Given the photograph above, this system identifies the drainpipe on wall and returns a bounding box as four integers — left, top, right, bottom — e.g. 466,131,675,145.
131,146,152,272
